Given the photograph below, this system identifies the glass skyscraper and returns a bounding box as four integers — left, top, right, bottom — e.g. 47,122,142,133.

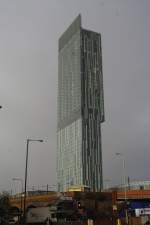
57,15,104,192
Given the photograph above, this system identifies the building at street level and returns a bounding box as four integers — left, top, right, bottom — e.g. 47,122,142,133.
57,15,104,192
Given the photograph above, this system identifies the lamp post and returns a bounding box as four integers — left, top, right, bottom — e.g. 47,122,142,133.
23,139,43,225
115,153,126,192
115,152,128,224
12,178,23,210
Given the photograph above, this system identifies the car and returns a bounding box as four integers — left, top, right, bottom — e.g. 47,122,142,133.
8,219,16,225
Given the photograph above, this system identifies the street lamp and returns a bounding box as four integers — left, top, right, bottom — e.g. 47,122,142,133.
23,139,43,225
115,152,128,224
115,152,126,194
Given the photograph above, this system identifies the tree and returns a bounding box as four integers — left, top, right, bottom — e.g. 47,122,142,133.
0,192,11,225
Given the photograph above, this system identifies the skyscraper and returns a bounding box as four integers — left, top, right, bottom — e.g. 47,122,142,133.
57,15,104,192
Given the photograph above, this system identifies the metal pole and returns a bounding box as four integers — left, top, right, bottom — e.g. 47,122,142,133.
47,184,48,194
23,139,43,225
23,139,29,225
123,159,127,201
20,179,23,218
122,158,128,224
115,153,128,224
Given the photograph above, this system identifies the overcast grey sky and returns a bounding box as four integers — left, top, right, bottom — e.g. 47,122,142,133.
0,0,150,192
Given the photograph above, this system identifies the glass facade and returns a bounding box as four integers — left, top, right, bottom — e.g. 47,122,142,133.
57,118,82,191
57,15,104,192
58,28,81,129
